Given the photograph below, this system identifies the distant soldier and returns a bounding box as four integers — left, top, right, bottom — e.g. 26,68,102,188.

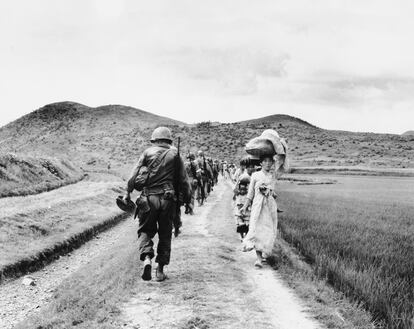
206,157,215,193
195,150,209,205
212,159,220,185
184,152,200,215
124,127,191,281
222,161,229,179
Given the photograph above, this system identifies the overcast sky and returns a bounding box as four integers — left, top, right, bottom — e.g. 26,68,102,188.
1,0,413,133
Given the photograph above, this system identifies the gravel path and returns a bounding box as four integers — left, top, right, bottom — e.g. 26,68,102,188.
0,217,135,329
121,180,321,329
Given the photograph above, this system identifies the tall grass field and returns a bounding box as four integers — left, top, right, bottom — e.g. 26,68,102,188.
278,175,414,329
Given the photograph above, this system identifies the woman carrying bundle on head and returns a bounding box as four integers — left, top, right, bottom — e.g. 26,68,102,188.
240,129,288,268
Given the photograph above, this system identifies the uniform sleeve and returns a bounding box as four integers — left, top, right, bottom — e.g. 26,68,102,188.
246,174,256,201
126,151,146,193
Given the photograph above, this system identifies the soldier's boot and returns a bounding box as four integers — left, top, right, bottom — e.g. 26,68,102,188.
141,256,152,281
155,264,167,282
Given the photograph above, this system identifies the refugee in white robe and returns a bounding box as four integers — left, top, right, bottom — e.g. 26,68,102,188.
241,155,279,267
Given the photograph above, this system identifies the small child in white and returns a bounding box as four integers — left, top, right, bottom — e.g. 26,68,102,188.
233,174,251,240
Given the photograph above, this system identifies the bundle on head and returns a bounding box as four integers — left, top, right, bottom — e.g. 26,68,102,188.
245,129,288,173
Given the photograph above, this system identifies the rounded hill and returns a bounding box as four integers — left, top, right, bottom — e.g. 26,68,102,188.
0,102,185,173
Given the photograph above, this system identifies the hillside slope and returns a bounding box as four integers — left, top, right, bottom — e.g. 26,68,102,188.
0,154,84,197
0,102,184,173
171,119,414,168
0,102,413,172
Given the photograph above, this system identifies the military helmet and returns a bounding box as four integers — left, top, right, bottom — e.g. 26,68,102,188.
187,152,195,160
116,195,136,213
150,127,172,142
197,150,204,156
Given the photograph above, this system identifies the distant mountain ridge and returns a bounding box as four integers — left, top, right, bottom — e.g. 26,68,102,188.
402,130,414,136
238,114,318,129
0,101,413,174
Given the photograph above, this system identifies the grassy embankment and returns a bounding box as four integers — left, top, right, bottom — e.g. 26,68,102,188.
0,178,127,281
0,154,85,198
277,176,414,329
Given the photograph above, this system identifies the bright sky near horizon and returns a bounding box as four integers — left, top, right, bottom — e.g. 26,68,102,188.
0,1,413,134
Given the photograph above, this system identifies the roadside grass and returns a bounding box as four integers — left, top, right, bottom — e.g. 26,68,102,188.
270,238,378,329
0,153,84,198
0,180,126,280
277,176,414,329
16,236,140,329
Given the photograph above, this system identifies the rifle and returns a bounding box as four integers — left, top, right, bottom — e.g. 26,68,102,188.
173,137,182,235
174,137,181,211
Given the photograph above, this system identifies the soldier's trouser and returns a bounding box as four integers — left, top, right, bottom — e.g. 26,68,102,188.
137,194,174,265
196,182,205,201
188,186,196,210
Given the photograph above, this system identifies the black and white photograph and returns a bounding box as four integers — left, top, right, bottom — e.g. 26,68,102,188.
0,1,413,328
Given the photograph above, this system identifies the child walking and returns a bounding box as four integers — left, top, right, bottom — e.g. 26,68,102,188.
233,174,251,240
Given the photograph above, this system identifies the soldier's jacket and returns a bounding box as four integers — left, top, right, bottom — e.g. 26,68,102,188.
127,144,191,202
185,160,200,180
196,157,213,180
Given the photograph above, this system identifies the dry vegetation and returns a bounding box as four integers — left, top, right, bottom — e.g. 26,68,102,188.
0,177,126,281
169,120,414,169
0,154,84,197
277,176,414,329
0,102,412,176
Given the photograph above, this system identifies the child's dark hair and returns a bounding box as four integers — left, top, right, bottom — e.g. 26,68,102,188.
259,154,275,162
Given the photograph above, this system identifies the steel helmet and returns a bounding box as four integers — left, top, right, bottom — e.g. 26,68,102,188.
197,150,204,156
116,195,136,213
187,152,195,160
150,127,172,142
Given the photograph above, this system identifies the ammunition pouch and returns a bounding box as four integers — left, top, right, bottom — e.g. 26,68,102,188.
162,189,176,201
134,194,150,219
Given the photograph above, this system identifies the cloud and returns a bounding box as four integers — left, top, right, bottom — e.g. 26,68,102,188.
158,47,290,95
1,0,414,133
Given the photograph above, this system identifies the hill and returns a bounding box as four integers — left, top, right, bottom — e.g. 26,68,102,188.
0,153,84,197
402,130,414,136
0,102,184,174
238,114,318,129
0,102,413,173
171,119,413,169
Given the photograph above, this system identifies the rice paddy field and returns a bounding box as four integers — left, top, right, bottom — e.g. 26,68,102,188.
277,175,414,329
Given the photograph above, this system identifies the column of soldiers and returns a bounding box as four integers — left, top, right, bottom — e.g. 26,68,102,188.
121,126,227,282
184,150,221,210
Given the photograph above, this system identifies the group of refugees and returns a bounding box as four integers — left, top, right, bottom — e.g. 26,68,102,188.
119,126,287,281
231,129,288,267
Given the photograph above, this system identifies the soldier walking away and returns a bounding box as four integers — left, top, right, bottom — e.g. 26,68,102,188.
206,157,214,194
123,127,191,282
184,152,200,215
196,150,207,205
212,159,220,185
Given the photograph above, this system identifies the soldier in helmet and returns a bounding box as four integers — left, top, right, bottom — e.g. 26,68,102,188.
212,159,220,185
195,150,207,205
123,127,191,282
184,152,200,215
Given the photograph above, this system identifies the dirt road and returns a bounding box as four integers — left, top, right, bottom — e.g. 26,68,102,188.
121,180,320,329
1,179,321,329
